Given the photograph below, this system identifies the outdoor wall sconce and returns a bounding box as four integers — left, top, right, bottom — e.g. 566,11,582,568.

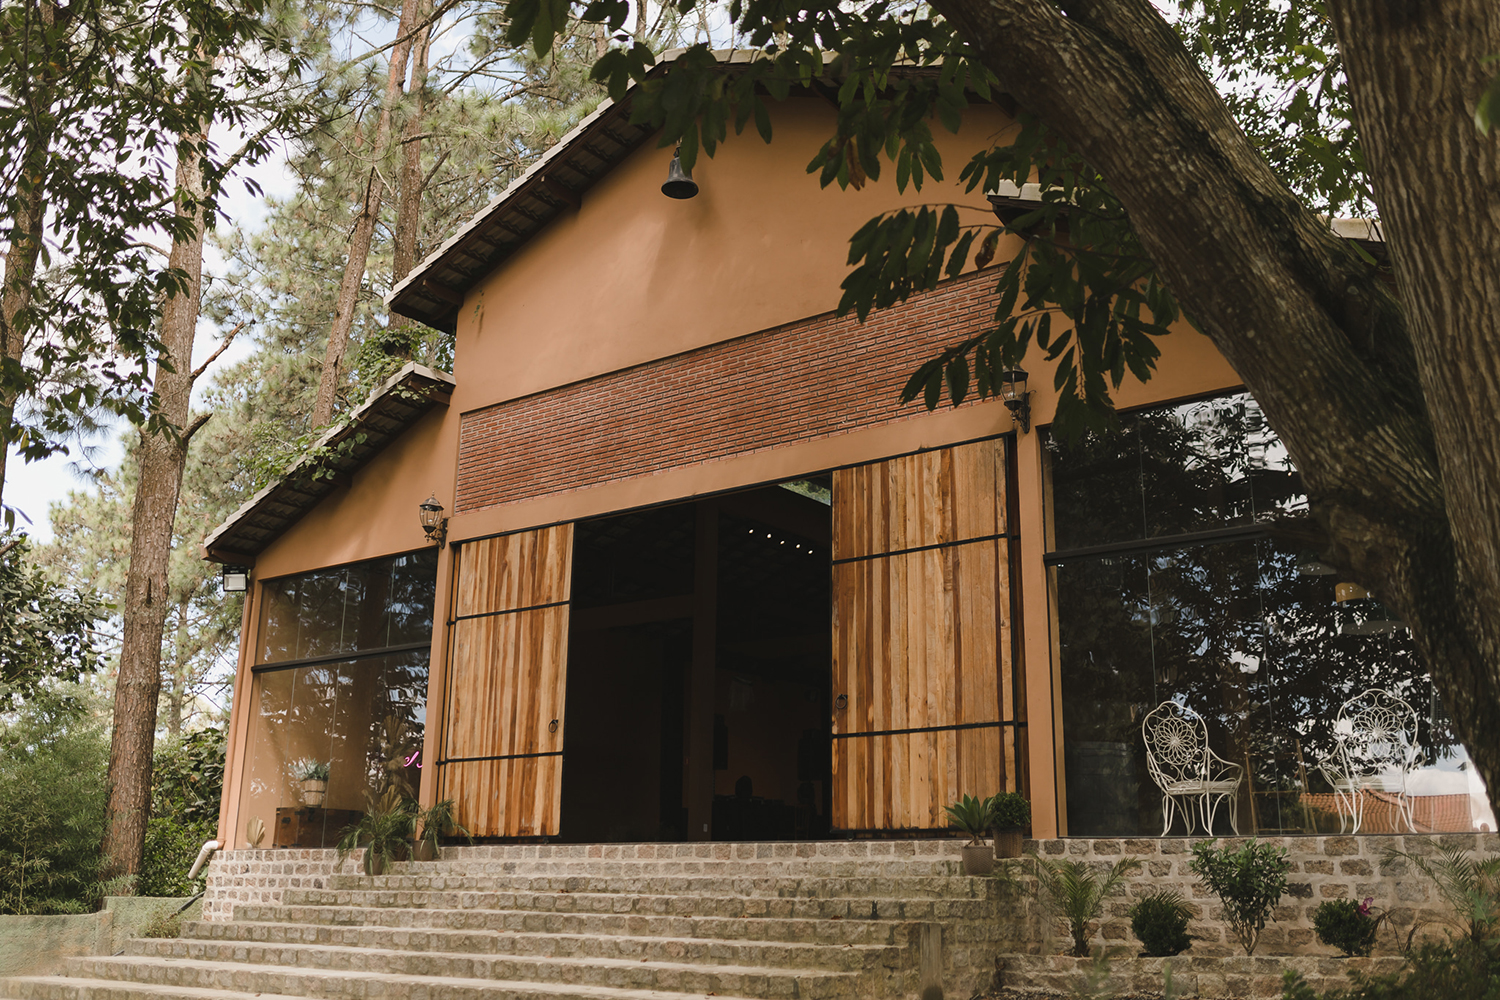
661,147,699,200
999,368,1032,433
1297,552,1338,576
221,565,249,593
419,494,448,547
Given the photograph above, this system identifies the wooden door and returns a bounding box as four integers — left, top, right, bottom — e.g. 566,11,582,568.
438,525,573,836
830,438,1020,829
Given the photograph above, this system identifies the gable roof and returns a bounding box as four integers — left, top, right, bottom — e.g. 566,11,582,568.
202,362,454,564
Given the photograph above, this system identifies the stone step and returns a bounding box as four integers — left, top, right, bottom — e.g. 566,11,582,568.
319,871,997,899
1,968,775,1000
388,858,966,878
60,953,871,1000
208,905,914,945
276,886,1003,922
146,924,898,972
0,978,309,1000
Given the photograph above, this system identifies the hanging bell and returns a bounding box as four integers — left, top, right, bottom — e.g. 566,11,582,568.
661,150,699,199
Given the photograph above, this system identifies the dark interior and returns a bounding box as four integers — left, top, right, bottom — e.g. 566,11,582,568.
560,479,833,842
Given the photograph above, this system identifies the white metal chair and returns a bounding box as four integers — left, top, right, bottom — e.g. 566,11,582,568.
1142,700,1243,836
1316,688,1419,833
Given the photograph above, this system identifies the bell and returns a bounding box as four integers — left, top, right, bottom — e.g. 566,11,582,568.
661,151,699,199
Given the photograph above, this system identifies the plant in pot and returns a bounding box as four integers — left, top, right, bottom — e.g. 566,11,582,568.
986,792,1030,859
336,791,416,876
292,758,330,808
412,798,471,861
946,794,995,875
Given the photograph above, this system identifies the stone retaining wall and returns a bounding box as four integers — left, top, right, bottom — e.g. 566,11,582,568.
1014,832,1500,959
201,849,363,922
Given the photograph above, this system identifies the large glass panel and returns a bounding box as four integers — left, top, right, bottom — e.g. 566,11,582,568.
237,651,429,848
257,549,438,664
1052,394,1492,836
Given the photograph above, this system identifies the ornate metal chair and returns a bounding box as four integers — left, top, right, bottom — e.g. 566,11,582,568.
1142,700,1243,836
1316,688,1420,833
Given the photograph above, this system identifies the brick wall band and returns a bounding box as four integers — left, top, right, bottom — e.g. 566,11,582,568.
456,270,1002,513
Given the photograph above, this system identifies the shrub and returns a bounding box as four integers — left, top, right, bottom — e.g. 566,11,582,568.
1381,845,1500,946
142,905,185,938
987,791,1031,829
1029,854,1143,957
1281,938,1500,999
137,817,215,897
1129,889,1193,957
1189,838,1291,955
151,727,226,828
1313,898,1381,957
0,687,110,914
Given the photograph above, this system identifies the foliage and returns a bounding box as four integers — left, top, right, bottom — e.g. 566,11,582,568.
986,791,1030,829
945,793,993,845
1027,853,1143,957
0,688,110,914
136,818,214,897
1129,889,1193,957
1190,839,1291,955
1381,846,1500,946
151,727,227,827
291,757,330,782
0,537,107,697
1281,939,1500,999
1313,898,1381,958
142,905,186,939
414,798,470,859
336,792,416,876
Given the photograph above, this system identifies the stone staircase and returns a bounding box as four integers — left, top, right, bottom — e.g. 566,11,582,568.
0,841,1017,1000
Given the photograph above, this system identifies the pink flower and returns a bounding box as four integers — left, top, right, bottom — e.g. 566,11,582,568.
1357,897,1374,917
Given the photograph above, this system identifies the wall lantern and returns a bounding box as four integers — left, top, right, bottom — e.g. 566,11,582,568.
999,368,1032,433
221,565,249,593
661,148,699,200
1296,552,1338,576
419,494,448,547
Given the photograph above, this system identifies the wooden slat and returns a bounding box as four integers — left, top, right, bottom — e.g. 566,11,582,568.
830,438,1016,830
441,527,573,837
440,757,563,837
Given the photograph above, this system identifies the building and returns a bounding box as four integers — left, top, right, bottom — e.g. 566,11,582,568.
205,58,1487,852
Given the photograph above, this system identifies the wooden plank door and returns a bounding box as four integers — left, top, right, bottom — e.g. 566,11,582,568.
438,525,573,836
830,438,1020,830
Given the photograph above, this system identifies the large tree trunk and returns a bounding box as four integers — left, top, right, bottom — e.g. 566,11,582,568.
392,4,433,286
0,136,48,517
309,0,424,428
928,0,1500,807
102,138,210,877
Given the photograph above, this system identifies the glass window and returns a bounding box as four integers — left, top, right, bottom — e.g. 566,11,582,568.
1051,394,1490,837
238,549,437,849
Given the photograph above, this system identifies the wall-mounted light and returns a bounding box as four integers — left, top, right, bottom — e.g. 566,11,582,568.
222,565,249,593
999,368,1032,433
1297,552,1338,576
419,494,448,547
661,147,699,200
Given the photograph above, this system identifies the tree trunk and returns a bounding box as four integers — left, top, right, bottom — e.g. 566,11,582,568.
0,135,48,517
102,137,208,877
309,0,424,428
928,0,1500,808
392,4,433,286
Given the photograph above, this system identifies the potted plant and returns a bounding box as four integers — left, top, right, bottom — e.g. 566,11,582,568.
945,794,995,875
336,792,415,876
292,758,330,808
987,791,1030,858
412,798,471,861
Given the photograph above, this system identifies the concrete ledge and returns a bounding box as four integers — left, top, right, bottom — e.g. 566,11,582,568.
0,897,200,977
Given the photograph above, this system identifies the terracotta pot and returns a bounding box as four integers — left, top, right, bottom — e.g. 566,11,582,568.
365,848,390,877
961,843,994,876
993,827,1024,859
413,839,437,862
300,779,327,808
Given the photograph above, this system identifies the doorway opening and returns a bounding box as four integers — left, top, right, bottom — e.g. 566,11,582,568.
559,478,833,842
